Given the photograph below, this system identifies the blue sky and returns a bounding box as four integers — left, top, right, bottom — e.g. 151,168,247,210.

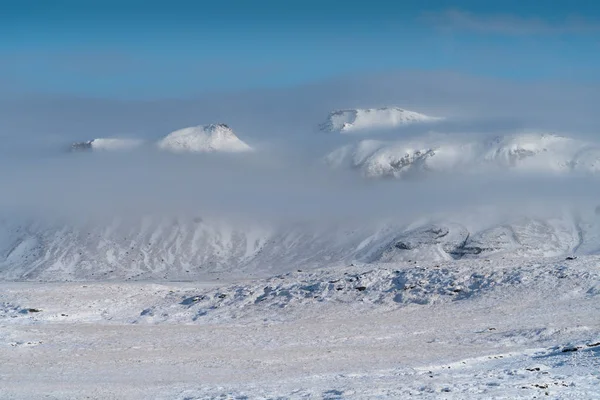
1,0,599,98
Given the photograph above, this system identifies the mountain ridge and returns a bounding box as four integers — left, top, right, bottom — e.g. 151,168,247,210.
320,107,441,133
326,132,600,178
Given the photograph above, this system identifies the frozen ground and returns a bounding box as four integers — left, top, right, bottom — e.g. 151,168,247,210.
1,256,599,399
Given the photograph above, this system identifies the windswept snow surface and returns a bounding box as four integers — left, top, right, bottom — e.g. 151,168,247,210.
327,132,600,178
1,257,599,399
157,123,253,153
321,107,441,133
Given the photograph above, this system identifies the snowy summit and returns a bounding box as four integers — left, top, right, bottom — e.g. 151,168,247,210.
320,107,440,133
157,123,253,153
70,138,143,152
326,132,600,179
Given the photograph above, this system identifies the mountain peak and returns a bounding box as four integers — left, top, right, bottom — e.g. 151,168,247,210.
157,124,253,153
320,107,441,133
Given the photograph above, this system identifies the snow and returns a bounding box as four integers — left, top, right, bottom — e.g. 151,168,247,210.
2,206,600,292
1,211,598,282
68,125,253,154
326,132,600,178
70,138,144,151
1,257,599,399
156,123,253,153
321,107,441,133
3,100,600,398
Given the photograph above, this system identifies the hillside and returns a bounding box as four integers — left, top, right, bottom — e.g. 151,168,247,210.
326,132,600,178
1,209,599,281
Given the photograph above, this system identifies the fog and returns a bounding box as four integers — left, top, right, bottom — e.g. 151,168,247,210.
1,70,599,226
2,148,600,227
2,70,599,152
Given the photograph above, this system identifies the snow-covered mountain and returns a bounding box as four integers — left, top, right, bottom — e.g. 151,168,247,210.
320,107,440,133
157,124,253,153
1,209,598,281
7,125,600,282
70,138,143,152
326,132,600,178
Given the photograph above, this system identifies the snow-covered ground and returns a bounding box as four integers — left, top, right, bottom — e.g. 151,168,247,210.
1,256,599,399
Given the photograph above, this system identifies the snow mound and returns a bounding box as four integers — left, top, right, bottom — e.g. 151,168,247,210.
326,132,597,178
70,138,143,152
157,124,253,153
321,107,441,133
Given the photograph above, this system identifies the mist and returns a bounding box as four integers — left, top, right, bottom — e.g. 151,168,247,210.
1,70,600,228
1,70,599,153
2,147,600,228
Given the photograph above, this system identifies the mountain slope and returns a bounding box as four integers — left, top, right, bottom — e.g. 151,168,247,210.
1,210,598,281
326,132,600,178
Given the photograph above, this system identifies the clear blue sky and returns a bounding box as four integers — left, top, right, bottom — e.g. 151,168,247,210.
1,0,599,98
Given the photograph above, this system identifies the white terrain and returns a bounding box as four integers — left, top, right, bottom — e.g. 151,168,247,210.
157,124,253,153
321,107,440,133
2,106,600,399
326,132,600,178
70,138,144,152
69,124,252,154
1,257,599,399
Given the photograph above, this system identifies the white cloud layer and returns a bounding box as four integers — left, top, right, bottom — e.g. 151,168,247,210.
423,9,600,35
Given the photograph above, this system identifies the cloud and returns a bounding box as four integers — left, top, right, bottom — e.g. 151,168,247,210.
0,69,599,230
1,69,599,155
423,9,600,35
2,147,600,226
